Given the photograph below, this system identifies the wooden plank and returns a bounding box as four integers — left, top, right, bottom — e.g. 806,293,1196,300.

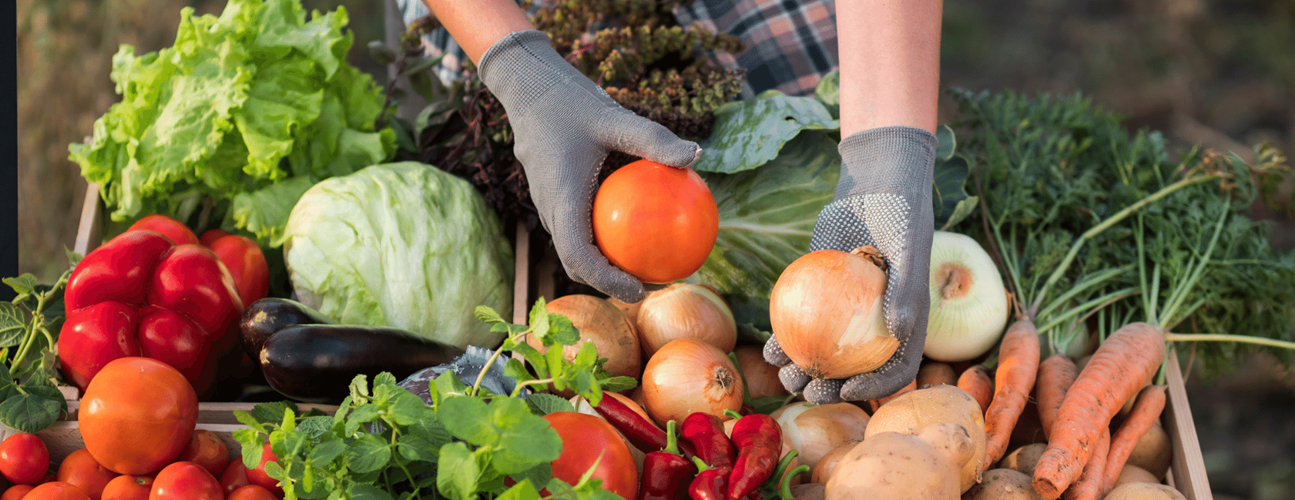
513,221,530,325
1164,349,1213,500
73,183,103,256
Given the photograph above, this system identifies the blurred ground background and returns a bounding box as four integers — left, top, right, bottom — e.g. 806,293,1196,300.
15,0,1295,497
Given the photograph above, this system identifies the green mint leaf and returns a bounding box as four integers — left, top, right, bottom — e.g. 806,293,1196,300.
350,374,371,400
546,479,578,500
574,371,601,406
439,396,494,445
233,428,264,468
233,410,267,432
2,275,38,295
524,393,574,415
0,303,26,348
490,322,515,334
504,359,536,386
264,460,286,482
346,483,395,500
377,384,426,427
530,310,551,342
512,343,549,379
498,479,543,500
64,249,83,269
509,464,553,495
573,340,598,368
344,404,382,436
250,401,299,426
437,442,480,500
597,376,638,393
397,436,443,462
475,305,506,324
409,417,451,446
489,397,563,474
297,416,334,440
308,439,347,466
434,371,470,401
374,371,398,389
545,347,568,391
0,391,62,433
345,433,392,474
280,408,297,433
545,314,579,347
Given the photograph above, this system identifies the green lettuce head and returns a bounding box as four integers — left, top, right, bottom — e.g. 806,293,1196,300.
282,162,513,350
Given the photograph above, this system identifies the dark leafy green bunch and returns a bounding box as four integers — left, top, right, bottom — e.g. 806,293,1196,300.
946,89,1295,373
0,252,78,434
232,299,635,500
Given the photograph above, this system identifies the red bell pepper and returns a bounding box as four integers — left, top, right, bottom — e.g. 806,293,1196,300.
59,230,244,392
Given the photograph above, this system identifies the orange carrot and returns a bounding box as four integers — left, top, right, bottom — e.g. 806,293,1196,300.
1036,354,1080,438
1102,385,1167,495
957,365,994,414
868,379,917,412
983,319,1041,470
1032,322,1165,499
916,362,957,388
1062,428,1110,500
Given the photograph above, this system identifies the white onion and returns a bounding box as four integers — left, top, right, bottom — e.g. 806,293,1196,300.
924,231,1010,362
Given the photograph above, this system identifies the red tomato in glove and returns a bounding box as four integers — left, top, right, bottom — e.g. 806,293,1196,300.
0,432,48,485
127,215,198,246
60,230,242,392
543,412,638,500
149,462,222,500
206,235,269,310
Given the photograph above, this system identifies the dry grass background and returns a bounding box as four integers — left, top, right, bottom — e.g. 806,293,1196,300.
14,1,1295,497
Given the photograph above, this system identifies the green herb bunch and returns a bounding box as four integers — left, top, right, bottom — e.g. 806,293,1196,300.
0,252,79,433
232,298,635,500
946,88,1295,373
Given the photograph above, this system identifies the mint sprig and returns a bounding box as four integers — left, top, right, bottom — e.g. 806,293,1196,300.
0,253,78,433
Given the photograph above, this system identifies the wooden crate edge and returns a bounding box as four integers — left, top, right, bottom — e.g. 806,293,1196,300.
1164,349,1213,500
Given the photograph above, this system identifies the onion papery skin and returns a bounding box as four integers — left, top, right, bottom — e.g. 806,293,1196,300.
733,345,788,399
636,283,737,357
528,294,642,379
924,231,1010,362
770,402,871,469
770,247,897,379
642,338,744,427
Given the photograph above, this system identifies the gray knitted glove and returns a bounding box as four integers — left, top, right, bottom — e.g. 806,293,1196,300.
478,30,701,303
763,126,936,404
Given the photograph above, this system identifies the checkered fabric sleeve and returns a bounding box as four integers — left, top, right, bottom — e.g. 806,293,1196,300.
396,0,839,97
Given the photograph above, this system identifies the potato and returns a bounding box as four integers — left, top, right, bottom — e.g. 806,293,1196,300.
1127,420,1172,479
1000,443,1047,476
864,384,987,492
827,423,974,500
1104,482,1186,500
962,469,1045,500
811,442,859,484
1113,464,1160,488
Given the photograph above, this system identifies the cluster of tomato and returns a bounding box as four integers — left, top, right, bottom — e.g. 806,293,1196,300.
59,215,268,397
0,358,283,500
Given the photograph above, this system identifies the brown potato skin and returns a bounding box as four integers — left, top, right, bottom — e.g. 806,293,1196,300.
826,423,973,500
1104,482,1186,500
963,469,1046,500
1127,421,1172,479
1113,464,1160,489
1000,443,1047,476
864,385,987,492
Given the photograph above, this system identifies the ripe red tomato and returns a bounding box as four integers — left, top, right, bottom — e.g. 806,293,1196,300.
245,443,281,495
542,412,638,500
127,215,198,246
198,229,231,247
218,461,249,496
178,430,229,479
592,159,718,283
206,235,270,310
22,482,90,500
78,357,199,475
0,432,49,485
100,475,153,500
149,462,222,500
1,485,35,500
227,485,277,500
56,449,119,500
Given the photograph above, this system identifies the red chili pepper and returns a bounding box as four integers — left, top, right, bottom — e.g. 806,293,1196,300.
681,412,735,469
59,229,244,394
688,458,730,500
725,413,783,500
593,393,696,457
640,421,696,500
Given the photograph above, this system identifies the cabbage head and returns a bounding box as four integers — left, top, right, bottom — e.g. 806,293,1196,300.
282,162,513,349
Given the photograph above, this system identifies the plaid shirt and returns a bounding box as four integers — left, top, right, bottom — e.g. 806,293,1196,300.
396,0,839,99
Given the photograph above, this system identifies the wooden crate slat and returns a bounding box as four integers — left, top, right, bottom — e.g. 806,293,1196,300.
1165,350,1213,500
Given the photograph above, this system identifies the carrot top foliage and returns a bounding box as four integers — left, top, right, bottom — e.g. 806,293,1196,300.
947,89,1295,374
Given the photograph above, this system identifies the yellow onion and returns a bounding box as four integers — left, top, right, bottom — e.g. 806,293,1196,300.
527,294,641,379
925,231,1010,362
770,402,871,469
642,338,743,427
636,283,736,358
770,246,896,379
732,345,788,399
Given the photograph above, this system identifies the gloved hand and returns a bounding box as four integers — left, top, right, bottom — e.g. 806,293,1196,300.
478,30,701,303
763,126,937,404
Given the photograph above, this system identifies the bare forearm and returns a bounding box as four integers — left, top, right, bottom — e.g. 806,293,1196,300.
837,0,943,136
420,0,535,63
